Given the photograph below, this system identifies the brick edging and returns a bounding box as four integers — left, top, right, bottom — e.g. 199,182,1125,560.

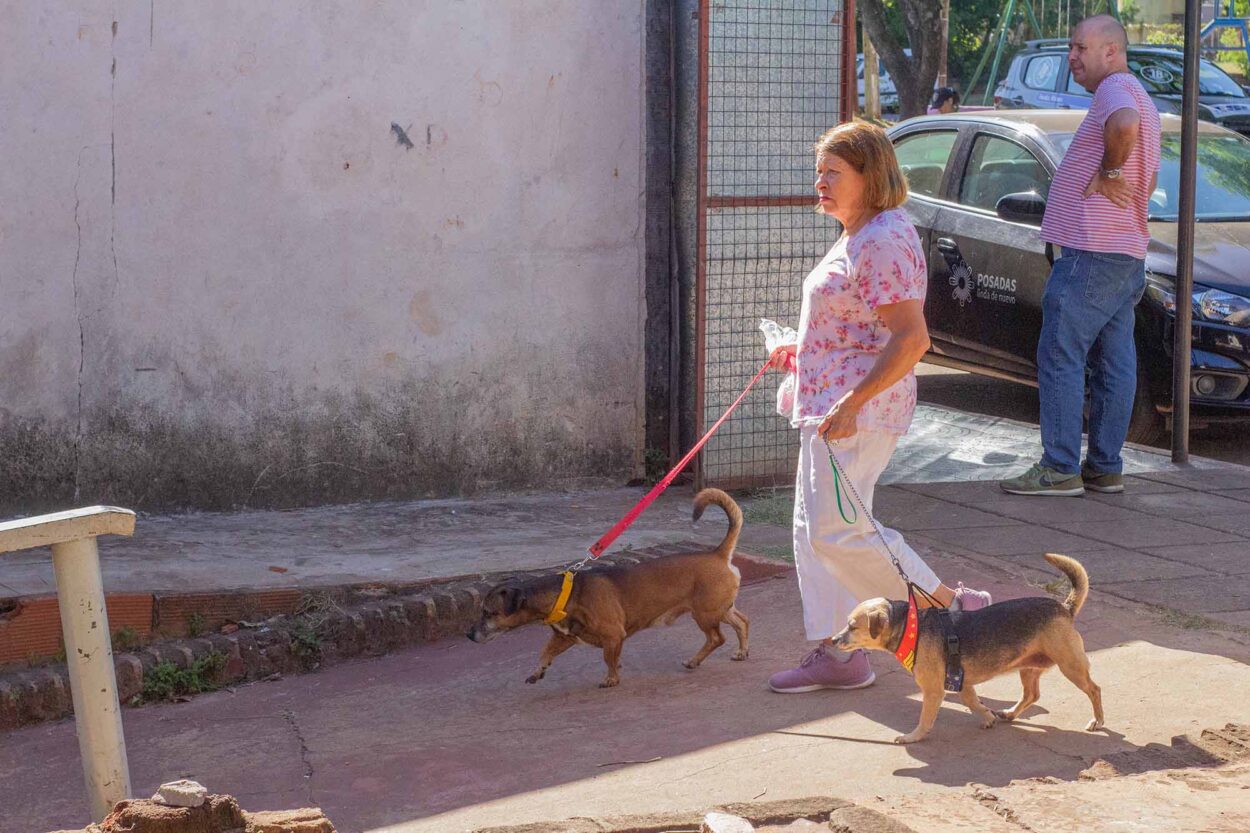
0,544,732,731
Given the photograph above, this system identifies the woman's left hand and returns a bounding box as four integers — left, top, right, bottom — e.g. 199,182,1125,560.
818,391,862,441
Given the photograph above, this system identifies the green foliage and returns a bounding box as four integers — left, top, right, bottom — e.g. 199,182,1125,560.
741,490,795,528
112,626,140,652
643,447,669,486
140,653,226,703
755,544,796,564
187,613,207,638
291,621,322,667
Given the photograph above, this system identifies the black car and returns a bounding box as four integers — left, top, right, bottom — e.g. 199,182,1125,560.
888,110,1250,443
994,41,1250,137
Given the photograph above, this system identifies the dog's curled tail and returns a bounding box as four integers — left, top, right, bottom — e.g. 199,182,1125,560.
692,488,743,560
1043,553,1089,618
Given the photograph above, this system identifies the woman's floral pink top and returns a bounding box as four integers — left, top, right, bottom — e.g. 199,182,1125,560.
790,208,927,436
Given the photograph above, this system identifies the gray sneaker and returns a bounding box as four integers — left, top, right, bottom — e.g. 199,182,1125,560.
1081,464,1125,494
1000,463,1085,497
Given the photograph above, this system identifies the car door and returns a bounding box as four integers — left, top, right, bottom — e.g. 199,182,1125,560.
927,128,1054,374
891,124,961,296
1014,52,1066,109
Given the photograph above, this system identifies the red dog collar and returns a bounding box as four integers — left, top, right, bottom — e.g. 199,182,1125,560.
893,589,920,673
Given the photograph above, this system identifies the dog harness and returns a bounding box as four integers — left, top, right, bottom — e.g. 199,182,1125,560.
825,438,964,691
544,571,575,624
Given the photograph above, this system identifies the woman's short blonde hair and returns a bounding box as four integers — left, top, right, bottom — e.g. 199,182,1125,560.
813,121,908,211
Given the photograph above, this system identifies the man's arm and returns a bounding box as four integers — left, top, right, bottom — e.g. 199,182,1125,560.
1084,107,1141,208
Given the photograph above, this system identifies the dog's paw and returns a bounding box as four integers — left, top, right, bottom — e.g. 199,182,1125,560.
980,714,997,729
525,673,542,684
1085,718,1104,732
991,709,1016,722
893,732,923,745
731,650,748,661
599,677,620,689
682,659,700,670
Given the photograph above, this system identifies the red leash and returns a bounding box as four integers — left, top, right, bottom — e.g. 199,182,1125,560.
588,358,784,558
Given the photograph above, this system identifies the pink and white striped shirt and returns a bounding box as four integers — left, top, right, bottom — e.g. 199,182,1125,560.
1040,72,1161,259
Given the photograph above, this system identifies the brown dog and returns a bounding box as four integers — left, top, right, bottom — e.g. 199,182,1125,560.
467,488,749,688
831,553,1103,743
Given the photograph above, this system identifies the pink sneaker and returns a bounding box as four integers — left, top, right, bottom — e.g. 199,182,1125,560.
768,645,875,693
952,582,992,612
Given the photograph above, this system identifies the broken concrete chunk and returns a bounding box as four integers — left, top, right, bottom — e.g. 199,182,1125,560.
244,807,338,833
150,778,207,808
703,812,755,833
828,805,919,833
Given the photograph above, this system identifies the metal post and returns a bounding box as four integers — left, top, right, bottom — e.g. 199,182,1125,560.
51,537,132,821
937,0,950,90
864,33,880,120
1172,0,1200,464
982,0,1017,105
842,0,857,123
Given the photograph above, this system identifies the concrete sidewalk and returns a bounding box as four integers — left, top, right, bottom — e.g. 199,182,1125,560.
2,403,1247,631
4,525,1249,832
0,403,1233,600
4,403,1250,832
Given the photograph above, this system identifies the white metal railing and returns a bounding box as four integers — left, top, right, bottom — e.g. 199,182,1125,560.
0,506,136,821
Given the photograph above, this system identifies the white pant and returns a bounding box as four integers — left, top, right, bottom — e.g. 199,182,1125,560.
794,426,941,641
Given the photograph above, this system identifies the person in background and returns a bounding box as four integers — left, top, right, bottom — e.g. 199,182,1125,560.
928,87,960,115
1000,14,1161,497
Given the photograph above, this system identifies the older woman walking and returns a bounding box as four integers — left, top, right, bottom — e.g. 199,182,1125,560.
767,122,991,694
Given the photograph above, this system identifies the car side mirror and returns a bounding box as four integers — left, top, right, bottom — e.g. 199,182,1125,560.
996,191,1047,225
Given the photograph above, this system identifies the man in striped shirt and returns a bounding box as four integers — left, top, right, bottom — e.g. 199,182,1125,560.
1001,15,1162,497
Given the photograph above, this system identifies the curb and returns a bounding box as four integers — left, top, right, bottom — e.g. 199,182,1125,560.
0,544,789,731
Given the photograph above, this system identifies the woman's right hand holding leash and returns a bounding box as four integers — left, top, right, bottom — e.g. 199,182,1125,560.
768,343,797,372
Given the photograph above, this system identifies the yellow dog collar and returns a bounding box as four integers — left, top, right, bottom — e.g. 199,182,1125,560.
545,571,575,624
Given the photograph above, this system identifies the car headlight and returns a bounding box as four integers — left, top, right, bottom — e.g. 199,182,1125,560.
1196,287,1250,327
1144,278,1180,311
1146,278,1250,328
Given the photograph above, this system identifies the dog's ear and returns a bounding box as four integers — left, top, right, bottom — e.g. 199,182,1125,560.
869,609,888,640
500,585,525,615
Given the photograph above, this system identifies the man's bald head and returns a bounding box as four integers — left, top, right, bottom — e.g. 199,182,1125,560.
1069,14,1130,92
1079,14,1129,54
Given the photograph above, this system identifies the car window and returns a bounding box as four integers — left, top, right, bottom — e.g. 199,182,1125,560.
1058,130,1250,220
893,130,959,199
1129,55,1246,98
1153,133,1250,220
1024,55,1062,90
958,134,1049,212
1066,72,1091,97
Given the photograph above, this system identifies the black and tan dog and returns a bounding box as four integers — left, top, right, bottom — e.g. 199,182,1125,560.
831,553,1103,744
467,488,750,688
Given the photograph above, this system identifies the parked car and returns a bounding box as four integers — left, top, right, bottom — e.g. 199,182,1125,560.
887,110,1250,443
994,41,1250,136
857,51,901,112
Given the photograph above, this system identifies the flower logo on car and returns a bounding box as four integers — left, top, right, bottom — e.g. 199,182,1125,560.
950,261,974,307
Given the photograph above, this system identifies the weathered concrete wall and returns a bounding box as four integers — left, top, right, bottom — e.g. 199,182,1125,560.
0,1,647,511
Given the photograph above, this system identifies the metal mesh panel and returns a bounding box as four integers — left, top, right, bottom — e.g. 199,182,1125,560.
698,0,846,487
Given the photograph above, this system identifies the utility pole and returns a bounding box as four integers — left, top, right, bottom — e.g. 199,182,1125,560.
864,31,881,119
937,0,951,89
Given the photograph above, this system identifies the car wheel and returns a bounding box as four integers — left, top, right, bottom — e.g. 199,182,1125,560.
1126,363,1165,446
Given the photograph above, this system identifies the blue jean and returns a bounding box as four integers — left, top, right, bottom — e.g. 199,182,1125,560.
1037,246,1146,475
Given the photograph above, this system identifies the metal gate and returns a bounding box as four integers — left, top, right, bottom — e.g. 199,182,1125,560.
696,0,854,488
